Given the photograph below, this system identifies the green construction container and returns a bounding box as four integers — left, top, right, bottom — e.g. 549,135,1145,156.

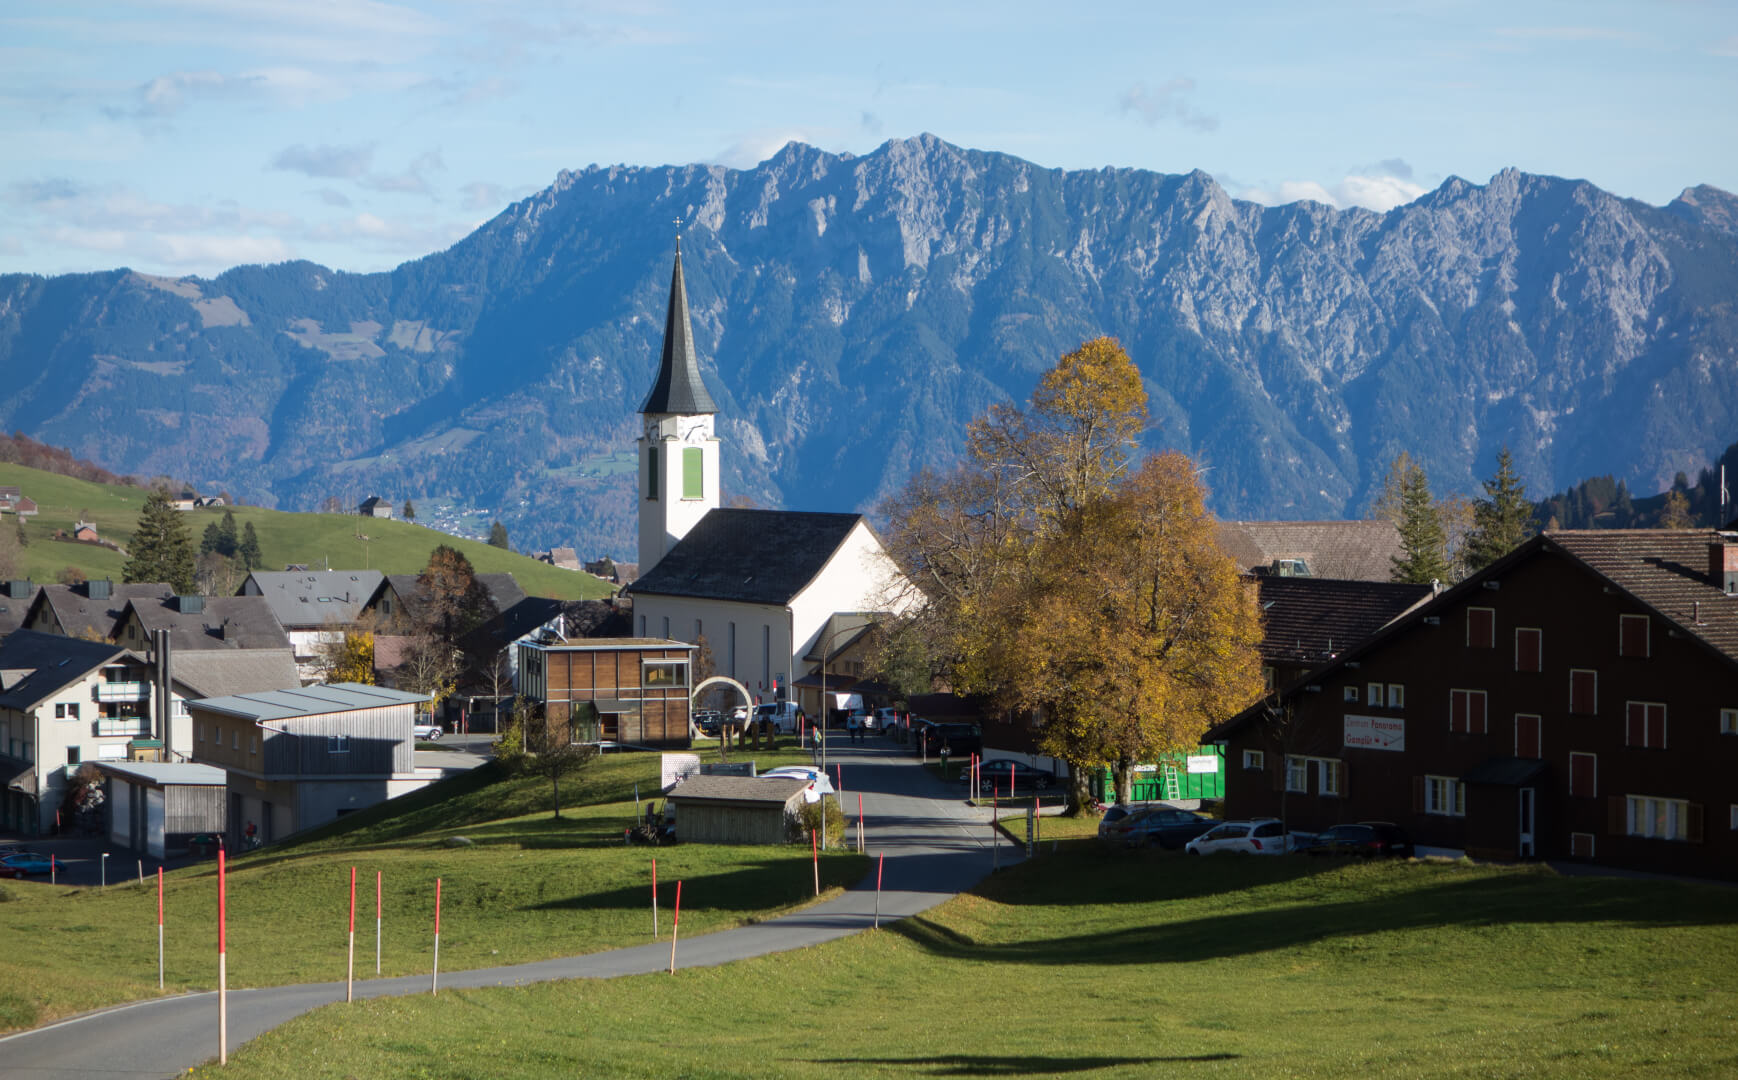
1096,745,1224,802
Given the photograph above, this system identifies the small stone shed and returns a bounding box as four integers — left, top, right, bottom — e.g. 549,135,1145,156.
666,775,808,845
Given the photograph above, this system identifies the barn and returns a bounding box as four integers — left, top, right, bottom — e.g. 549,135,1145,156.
666,775,808,845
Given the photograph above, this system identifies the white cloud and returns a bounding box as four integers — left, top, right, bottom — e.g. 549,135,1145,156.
360,150,445,197
1238,168,1427,213
272,143,376,180
711,131,829,169
1118,79,1218,134
460,181,505,213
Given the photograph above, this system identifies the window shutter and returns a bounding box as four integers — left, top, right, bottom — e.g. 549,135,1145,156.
1472,693,1487,734
1270,759,1284,792
682,447,703,499
1338,761,1348,799
646,446,659,500
1516,628,1541,672
1626,702,1644,747
1451,691,1467,733
1687,803,1704,844
1607,795,1626,836
1412,776,1425,813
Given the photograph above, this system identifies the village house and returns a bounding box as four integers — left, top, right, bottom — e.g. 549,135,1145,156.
238,569,383,682
1217,519,1406,582
358,496,393,519
517,636,695,749
1210,528,1738,881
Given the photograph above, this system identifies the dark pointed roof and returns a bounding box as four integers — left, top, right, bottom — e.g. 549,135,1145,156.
639,246,717,416
625,509,865,605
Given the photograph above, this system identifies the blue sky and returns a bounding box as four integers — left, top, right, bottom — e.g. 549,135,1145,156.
3,0,1734,279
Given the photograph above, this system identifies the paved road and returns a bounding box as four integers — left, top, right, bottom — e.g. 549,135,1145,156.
0,737,1010,1079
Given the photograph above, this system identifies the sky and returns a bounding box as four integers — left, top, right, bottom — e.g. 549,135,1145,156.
3,0,1735,280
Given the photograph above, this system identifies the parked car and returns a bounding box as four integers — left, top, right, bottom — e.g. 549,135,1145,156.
1095,803,1155,839
693,709,723,736
961,759,1056,793
1184,819,1300,855
922,722,982,757
871,707,900,731
1302,822,1414,858
758,765,835,802
1103,806,1215,849
0,852,54,877
413,722,442,741
749,702,805,735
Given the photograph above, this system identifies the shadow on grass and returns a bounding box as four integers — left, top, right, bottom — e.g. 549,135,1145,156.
811,1054,1237,1074
525,855,868,915
892,866,1738,966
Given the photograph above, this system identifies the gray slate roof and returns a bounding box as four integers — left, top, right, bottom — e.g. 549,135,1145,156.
95,761,227,786
171,648,301,700
1217,520,1403,582
1255,576,1433,666
639,248,717,415
376,572,525,628
241,570,383,629
189,682,427,722
1549,529,1738,661
626,509,865,605
0,630,127,709
30,583,175,640
0,582,40,641
122,595,291,651
665,775,807,805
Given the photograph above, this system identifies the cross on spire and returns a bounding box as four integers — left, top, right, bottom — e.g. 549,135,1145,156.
673,215,684,250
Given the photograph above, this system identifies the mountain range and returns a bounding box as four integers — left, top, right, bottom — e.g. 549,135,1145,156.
1,134,1734,556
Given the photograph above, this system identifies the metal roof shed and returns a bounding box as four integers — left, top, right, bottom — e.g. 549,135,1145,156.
665,775,808,845
95,761,228,859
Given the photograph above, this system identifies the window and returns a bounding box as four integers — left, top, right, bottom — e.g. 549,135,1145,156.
68,703,80,720
1731,805,1738,831
249,736,258,755
197,723,204,744
66,747,81,766
1722,708,1738,735
1569,752,1597,797
645,446,659,500
1343,686,1359,703
232,731,240,750
642,660,689,689
1625,701,1667,749
682,447,704,499
1450,689,1488,734
1286,755,1341,796
1387,684,1405,709
1467,607,1495,648
1515,627,1542,672
1242,749,1265,770
661,616,670,640
638,614,647,637
762,625,771,688
1569,669,1597,715
728,622,737,676
328,735,350,754
54,704,65,719
1423,775,1466,816
1570,833,1595,858
1515,714,1542,759
1366,683,1382,707
1624,796,1699,842
1618,614,1649,658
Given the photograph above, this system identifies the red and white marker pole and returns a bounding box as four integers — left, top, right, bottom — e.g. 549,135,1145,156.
49,853,55,885
431,877,442,996
217,848,228,1065
667,880,682,974
992,791,1000,872
1009,763,1015,802
836,763,843,794
375,869,382,975
652,858,659,939
857,792,864,853
346,866,356,1002
874,852,884,930
811,829,819,896
157,867,164,990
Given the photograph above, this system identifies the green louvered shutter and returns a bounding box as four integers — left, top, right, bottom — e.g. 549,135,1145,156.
646,447,659,500
683,447,704,499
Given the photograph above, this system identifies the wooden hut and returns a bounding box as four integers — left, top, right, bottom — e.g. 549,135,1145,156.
665,775,807,844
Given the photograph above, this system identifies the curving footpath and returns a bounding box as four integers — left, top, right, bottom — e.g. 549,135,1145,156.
0,737,1010,1079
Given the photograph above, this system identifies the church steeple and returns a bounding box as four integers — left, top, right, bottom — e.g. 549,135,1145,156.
639,242,717,416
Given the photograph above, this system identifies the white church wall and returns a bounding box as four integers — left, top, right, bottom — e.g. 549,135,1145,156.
787,521,917,672
631,594,793,703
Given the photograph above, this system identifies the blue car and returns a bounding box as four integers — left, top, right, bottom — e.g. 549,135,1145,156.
0,852,54,877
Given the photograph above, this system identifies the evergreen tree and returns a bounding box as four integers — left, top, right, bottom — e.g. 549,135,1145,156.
1464,447,1533,572
123,488,196,592
217,509,239,555
488,520,510,549
1391,462,1450,585
403,500,416,522
200,522,223,556
239,521,263,570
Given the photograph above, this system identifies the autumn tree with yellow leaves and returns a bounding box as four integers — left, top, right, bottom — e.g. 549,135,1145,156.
879,337,1262,811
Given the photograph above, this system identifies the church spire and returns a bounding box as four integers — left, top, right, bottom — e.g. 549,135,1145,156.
639,242,717,415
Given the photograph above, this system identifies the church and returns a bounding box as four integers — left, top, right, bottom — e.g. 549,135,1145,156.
622,244,914,711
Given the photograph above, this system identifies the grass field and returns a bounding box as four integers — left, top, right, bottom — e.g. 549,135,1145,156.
0,462,612,600
183,849,1738,1080
0,744,863,1035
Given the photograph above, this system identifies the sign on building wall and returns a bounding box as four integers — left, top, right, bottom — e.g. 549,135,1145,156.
1185,754,1218,774
1343,714,1405,752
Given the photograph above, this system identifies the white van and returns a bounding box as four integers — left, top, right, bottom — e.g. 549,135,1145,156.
750,701,805,735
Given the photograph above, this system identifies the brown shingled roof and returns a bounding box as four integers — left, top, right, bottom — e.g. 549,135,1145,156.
1255,576,1434,665
1546,529,1738,662
1217,520,1403,582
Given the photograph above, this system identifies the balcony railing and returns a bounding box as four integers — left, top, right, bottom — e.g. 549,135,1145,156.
93,717,151,738
95,682,149,703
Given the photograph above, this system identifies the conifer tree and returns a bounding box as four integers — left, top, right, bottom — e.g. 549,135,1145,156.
1464,446,1534,572
123,488,196,592
1390,462,1450,585
217,509,239,555
488,520,510,549
239,521,263,570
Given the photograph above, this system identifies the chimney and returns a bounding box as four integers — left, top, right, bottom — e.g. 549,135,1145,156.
1710,540,1738,595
